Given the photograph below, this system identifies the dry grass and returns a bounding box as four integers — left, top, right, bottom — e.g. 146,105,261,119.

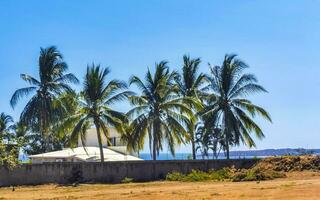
0,172,319,200
254,155,320,171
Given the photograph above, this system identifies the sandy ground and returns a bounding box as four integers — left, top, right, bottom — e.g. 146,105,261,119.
0,172,319,200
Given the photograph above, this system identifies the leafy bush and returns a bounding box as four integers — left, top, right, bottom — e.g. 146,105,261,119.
165,171,184,181
166,167,285,182
232,168,285,182
185,170,211,181
121,177,134,184
166,168,233,182
0,143,19,170
209,167,234,180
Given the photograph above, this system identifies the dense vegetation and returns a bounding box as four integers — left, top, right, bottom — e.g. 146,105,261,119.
166,167,285,182
166,155,320,182
0,46,271,163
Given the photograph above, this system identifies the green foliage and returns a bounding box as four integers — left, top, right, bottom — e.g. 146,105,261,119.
10,46,79,152
200,54,272,159
195,123,226,159
166,168,232,182
232,168,285,182
0,113,13,142
3,49,271,163
166,167,285,182
121,177,134,184
127,61,196,160
0,143,19,170
166,171,185,181
185,170,214,181
60,64,131,162
175,55,207,159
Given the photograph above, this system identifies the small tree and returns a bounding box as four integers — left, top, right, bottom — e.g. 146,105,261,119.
195,123,225,159
0,143,19,170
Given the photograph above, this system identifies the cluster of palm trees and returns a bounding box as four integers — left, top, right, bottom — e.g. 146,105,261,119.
0,46,271,162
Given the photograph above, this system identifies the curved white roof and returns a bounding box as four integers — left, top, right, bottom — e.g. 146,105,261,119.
29,147,142,162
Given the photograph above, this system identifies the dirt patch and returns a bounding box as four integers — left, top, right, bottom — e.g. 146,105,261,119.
0,172,319,200
1,156,319,199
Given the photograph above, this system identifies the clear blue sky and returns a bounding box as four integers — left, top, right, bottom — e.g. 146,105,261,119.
1,0,320,153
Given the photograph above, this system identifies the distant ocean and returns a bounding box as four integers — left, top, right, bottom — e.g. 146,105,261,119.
139,148,320,160
139,153,270,160
19,148,320,161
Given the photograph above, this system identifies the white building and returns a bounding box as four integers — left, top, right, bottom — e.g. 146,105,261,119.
29,128,142,163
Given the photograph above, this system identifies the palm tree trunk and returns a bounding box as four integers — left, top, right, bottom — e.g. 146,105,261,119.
226,139,230,159
223,113,230,160
152,121,158,161
95,123,104,163
40,111,50,152
191,135,196,160
152,137,156,161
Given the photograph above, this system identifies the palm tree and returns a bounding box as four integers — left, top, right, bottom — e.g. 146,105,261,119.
64,64,132,163
52,91,79,147
175,55,207,160
195,122,226,159
201,54,272,159
127,61,194,160
0,113,13,142
10,46,78,151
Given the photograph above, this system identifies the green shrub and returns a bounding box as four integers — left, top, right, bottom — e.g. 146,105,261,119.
166,167,285,182
0,143,19,170
166,168,233,182
165,171,185,181
232,168,286,182
121,177,134,184
184,170,211,181
209,167,234,180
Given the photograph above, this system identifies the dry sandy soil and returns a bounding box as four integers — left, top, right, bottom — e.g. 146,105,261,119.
0,172,319,200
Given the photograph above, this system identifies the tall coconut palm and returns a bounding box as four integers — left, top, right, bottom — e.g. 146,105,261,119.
64,64,132,163
0,113,13,142
201,54,272,159
127,61,195,160
52,91,79,147
175,55,207,160
10,46,79,151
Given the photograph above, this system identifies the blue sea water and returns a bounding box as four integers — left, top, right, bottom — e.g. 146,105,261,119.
139,153,254,160
19,153,236,161
19,149,320,161
139,153,192,160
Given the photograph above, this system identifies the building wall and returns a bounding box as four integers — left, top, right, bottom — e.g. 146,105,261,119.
78,128,125,147
31,157,82,164
0,159,258,186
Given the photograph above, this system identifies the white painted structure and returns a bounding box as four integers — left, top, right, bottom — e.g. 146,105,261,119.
30,128,141,163
29,147,142,163
78,128,125,147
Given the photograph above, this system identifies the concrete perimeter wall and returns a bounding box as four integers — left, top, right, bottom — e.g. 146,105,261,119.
0,159,258,186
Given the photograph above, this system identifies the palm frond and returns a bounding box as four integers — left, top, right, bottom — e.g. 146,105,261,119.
20,74,40,86
233,99,272,122
10,87,37,108
230,83,267,98
104,91,135,105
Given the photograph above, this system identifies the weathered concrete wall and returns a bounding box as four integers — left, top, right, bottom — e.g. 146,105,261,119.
0,159,258,186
